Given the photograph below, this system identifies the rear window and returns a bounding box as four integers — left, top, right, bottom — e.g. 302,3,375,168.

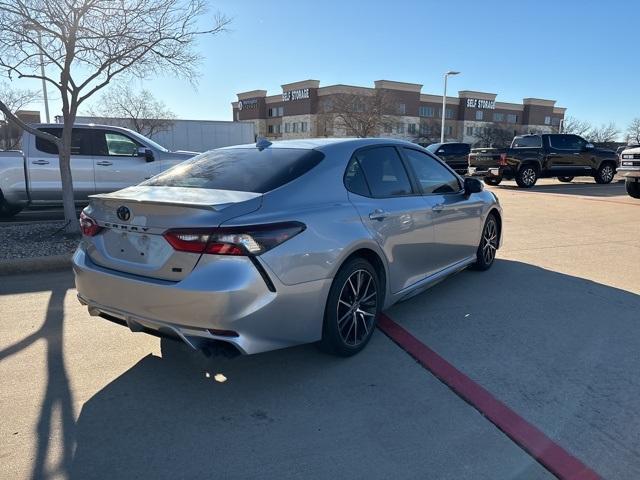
143,148,324,193
512,136,542,148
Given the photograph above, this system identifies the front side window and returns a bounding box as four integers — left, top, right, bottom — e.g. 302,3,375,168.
549,135,586,150
94,131,140,157
402,148,461,195
144,148,324,193
352,146,412,198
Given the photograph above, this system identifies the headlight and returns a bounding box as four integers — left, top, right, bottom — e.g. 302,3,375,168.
622,154,633,159
622,161,633,166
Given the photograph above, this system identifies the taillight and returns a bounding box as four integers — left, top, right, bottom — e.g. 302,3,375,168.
499,153,508,166
163,222,306,256
79,211,103,237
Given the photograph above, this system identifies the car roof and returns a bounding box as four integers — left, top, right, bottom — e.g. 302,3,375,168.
31,123,136,133
220,137,421,151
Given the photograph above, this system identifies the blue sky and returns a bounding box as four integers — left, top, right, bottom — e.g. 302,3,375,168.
21,0,640,134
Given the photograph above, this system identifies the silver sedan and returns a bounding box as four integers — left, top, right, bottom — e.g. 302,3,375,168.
73,138,502,356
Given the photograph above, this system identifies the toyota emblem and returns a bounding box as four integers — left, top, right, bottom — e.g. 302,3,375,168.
116,206,131,221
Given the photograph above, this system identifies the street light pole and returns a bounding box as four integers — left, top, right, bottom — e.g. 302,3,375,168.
36,30,50,123
440,71,460,144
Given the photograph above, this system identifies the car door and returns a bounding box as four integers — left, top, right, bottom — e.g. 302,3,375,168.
401,147,483,271
345,145,438,293
92,129,159,194
28,127,95,202
546,135,590,175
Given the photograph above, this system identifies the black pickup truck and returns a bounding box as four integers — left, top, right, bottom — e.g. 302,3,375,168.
468,134,619,188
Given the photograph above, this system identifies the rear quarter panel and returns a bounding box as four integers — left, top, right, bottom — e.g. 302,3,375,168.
0,150,28,205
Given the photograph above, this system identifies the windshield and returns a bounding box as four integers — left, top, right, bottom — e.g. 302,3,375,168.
426,144,441,153
126,129,170,152
142,147,324,193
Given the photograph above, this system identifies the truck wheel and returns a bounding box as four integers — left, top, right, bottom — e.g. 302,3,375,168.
515,165,538,188
0,200,23,218
558,176,574,183
594,163,615,184
626,179,640,198
483,176,502,186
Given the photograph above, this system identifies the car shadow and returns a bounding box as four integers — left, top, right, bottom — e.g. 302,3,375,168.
493,178,626,198
67,259,640,479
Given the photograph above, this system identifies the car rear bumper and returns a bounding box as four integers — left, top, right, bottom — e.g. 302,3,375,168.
72,247,332,355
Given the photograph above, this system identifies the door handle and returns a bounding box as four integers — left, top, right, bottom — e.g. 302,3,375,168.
96,161,113,166
31,160,49,165
432,204,445,212
369,209,389,221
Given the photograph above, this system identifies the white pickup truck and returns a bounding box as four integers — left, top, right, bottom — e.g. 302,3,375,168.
618,146,640,198
0,123,199,217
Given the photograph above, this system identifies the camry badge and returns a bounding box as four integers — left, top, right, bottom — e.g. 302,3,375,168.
116,206,131,222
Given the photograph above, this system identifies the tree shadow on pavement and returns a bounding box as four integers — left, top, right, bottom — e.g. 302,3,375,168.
494,178,626,198
0,272,75,480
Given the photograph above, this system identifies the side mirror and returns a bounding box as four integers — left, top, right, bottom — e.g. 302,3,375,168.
138,147,154,162
464,177,483,195
585,143,594,150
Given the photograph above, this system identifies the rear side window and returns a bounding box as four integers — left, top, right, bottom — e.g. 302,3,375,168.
143,148,324,193
35,128,93,155
351,146,413,198
512,136,542,148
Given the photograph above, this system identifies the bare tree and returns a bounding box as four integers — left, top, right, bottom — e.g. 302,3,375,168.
318,89,396,138
472,126,514,148
625,118,640,145
587,122,619,144
413,120,441,145
0,0,229,231
561,116,592,136
87,84,176,138
0,81,39,149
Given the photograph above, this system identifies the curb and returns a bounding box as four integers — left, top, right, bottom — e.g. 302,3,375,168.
0,254,72,276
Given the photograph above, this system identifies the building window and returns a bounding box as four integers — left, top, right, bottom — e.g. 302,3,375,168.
268,125,274,134
445,109,454,119
507,114,518,124
419,106,434,117
551,117,561,126
284,123,290,133
384,123,392,134
292,122,299,133
408,123,417,134
466,126,474,136
475,110,484,121
420,124,432,135
544,116,551,125
398,103,406,115
396,123,405,134
301,122,308,133
446,126,453,136
493,112,504,122
268,108,273,117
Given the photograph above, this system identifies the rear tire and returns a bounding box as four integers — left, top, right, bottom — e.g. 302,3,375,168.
594,162,615,184
626,178,640,198
483,176,503,186
557,176,574,183
320,258,381,357
515,165,538,188
0,200,23,218
472,213,499,271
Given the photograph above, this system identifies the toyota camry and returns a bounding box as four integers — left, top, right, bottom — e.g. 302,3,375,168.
73,138,502,357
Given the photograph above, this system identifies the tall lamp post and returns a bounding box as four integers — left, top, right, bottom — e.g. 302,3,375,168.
23,23,50,123
440,70,460,143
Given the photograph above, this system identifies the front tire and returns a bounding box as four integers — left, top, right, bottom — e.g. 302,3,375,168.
483,176,503,186
473,214,499,271
320,258,381,357
595,162,615,184
558,176,574,183
626,178,640,198
515,165,538,188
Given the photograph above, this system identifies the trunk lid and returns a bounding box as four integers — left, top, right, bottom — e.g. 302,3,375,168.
83,186,262,281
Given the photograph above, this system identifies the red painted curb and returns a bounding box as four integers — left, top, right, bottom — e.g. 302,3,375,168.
377,313,601,480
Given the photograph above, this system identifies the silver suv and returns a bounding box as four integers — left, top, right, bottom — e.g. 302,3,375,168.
73,138,502,357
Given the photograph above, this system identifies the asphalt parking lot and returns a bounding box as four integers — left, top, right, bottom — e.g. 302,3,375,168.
1,177,638,479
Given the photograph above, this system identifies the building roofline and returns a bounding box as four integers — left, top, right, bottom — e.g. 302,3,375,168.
374,80,423,92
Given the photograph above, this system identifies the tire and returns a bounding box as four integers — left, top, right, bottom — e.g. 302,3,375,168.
0,200,23,218
483,176,503,186
320,257,381,357
595,162,615,184
515,165,538,188
626,178,640,198
472,213,499,271
557,176,574,183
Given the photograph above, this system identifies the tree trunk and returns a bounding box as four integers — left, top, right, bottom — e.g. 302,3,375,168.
59,121,79,234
